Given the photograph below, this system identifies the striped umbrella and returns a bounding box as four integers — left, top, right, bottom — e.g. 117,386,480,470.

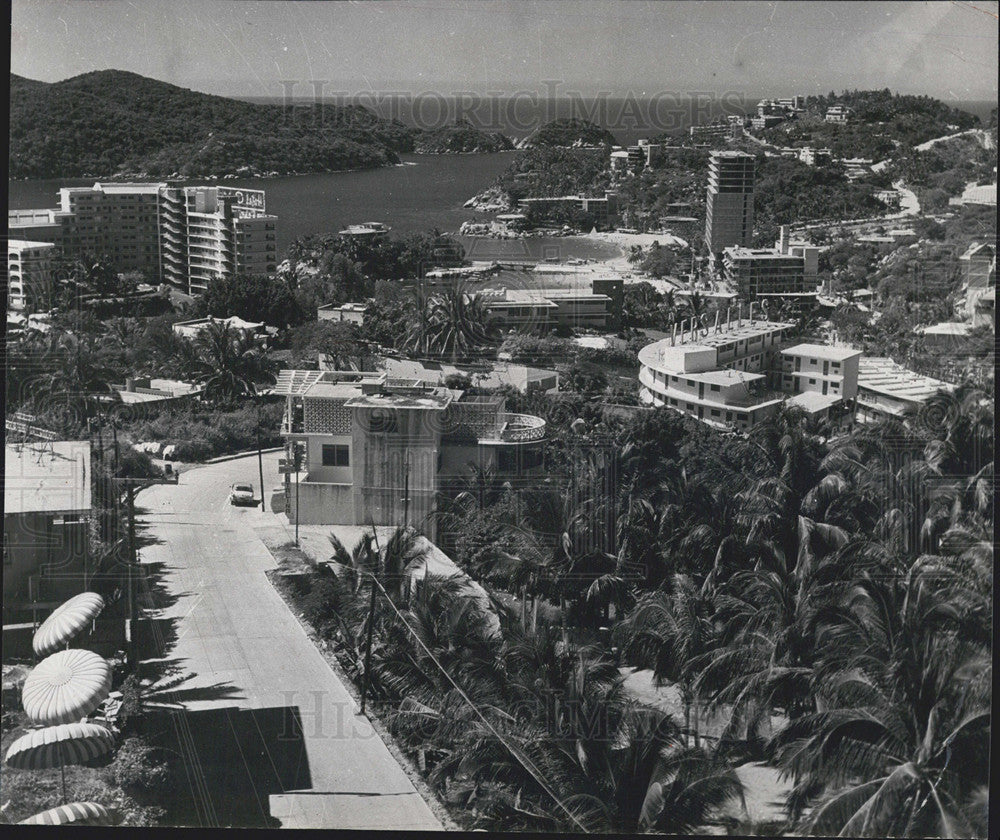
33,592,105,657
19,801,119,826
22,650,112,727
6,723,116,803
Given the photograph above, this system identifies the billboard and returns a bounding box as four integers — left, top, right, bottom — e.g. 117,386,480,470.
218,187,266,213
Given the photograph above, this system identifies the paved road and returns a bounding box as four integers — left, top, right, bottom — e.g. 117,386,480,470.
136,452,442,830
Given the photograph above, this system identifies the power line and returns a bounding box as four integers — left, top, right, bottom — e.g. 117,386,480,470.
360,567,590,833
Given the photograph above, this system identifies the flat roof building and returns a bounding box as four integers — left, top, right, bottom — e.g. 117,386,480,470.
273,370,545,536
705,151,755,258
9,183,279,295
378,356,559,394
317,301,369,325
856,357,956,422
172,315,266,340
638,313,797,431
7,239,57,312
483,286,615,330
4,441,92,620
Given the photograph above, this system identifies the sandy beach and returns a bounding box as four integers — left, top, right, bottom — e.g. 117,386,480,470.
584,229,690,268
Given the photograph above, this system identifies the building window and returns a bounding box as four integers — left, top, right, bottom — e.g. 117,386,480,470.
810,358,817,365
710,384,720,391
809,378,816,385
322,444,350,467
710,409,721,417
686,403,694,411
832,362,840,369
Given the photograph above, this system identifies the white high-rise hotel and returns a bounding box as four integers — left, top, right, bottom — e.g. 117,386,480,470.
8,183,279,296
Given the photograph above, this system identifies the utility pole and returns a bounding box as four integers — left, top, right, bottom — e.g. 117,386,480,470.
256,423,266,511
113,474,179,672
402,452,411,532
360,522,382,717
294,442,301,546
126,484,137,670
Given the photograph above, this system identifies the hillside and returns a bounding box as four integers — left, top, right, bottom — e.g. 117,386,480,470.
758,89,982,159
412,120,514,154
517,117,618,149
9,70,419,179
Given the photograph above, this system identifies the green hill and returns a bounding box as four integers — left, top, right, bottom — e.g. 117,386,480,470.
518,117,618,149
412,120,514,154
9,70,418,179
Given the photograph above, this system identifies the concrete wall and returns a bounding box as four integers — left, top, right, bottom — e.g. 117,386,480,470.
287,480,355,526
3,513,89,619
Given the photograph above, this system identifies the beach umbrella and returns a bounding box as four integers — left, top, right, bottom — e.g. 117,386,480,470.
32,592,105,657
22,650,112,727
6,722,116,802
18,801,119,826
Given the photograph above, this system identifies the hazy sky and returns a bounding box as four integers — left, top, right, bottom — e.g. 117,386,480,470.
10,1,999,101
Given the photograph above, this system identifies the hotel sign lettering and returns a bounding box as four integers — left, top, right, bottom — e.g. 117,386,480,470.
218,187,266,213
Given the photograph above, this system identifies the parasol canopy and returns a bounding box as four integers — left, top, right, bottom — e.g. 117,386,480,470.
18,801,119,826
32,592,105,657
5,722,116,770
22,650,112,726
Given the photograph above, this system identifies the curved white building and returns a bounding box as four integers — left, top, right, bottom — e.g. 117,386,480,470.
638,312,796,431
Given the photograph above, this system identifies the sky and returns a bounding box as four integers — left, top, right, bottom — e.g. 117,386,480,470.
10,0,999,102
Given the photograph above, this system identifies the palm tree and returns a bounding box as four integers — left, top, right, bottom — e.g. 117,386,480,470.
380,525,428,602
615,575,718,748
405,281,500,361
686,290,706,321
771,556,991,837
327,532,376,596
191,320,275,404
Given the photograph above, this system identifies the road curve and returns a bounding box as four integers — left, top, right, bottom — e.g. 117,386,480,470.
135,451,443,830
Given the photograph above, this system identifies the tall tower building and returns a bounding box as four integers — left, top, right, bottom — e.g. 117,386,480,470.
705,151,755,258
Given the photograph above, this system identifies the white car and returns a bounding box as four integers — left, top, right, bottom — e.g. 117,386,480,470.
229,483,256,506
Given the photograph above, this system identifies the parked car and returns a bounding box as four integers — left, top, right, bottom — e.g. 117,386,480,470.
229,483,256,506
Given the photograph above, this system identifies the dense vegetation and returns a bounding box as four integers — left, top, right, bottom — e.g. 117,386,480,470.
413,120,514,154
889,130,998,212
9,70,417,178
758,89,982,159
519,117,619,148
276,388,993,834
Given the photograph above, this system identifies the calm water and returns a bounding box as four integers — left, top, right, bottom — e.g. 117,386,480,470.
7,152,621,264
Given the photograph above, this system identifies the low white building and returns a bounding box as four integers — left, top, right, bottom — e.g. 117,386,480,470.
317,302,368,325
777,343,861,404
172,315,266,341
855,357,955,422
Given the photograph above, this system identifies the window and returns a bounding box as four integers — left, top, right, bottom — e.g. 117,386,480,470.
686,403,694,411
322,444,350,467
710,409,721,417
809,378,816,385
810,358,817,365
832,362,840,369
